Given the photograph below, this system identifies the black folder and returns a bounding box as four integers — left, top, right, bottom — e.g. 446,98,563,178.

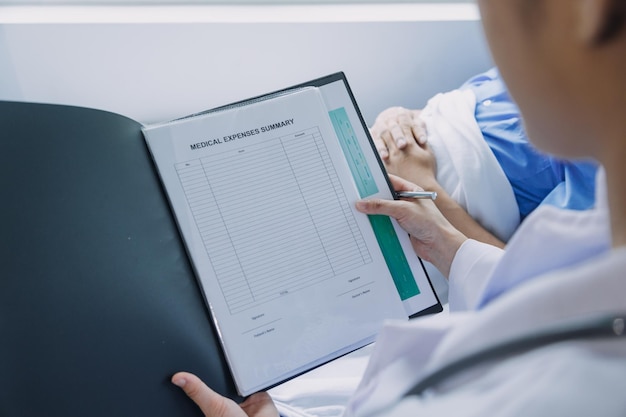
0,72,442,415
0,101,240,416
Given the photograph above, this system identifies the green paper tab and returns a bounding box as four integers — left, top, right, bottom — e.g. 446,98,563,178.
329,107,420,300
329,107,379,197
367,215,420,300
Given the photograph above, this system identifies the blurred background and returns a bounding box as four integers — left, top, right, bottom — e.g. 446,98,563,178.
0,0,492,302
0,0,491,128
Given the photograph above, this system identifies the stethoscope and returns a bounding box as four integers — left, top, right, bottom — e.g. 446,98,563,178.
403,313,626,398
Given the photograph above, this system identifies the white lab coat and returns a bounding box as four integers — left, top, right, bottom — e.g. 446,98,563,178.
272,170,626,417
344,170,626,417
447,167,611,311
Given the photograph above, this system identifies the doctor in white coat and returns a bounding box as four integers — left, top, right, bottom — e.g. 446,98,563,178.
170,0,626,415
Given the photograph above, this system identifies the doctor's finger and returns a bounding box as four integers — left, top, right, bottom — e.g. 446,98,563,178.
355,198,412,219
388,173,422,193
240,392,280,417
172,372,247,417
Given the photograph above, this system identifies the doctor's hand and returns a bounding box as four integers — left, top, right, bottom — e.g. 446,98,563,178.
355,174,467,278
172,372,279,417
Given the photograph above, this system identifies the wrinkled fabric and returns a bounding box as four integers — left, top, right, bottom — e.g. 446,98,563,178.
462,68,598,218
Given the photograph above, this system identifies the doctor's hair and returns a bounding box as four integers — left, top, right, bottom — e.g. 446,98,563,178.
595,0,626,44
518,0,625,43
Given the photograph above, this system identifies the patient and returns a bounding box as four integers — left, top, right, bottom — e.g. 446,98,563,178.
172,0,626,415
369,68,598,248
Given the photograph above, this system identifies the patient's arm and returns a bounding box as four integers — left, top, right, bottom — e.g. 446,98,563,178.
370,107,505,249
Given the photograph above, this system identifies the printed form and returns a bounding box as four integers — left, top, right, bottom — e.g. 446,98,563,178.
144,86,409,396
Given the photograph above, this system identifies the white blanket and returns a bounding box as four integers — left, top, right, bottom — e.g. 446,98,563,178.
421,88,520,242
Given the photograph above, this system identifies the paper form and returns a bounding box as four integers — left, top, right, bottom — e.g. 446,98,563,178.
143,85,410,396
176,126,374,315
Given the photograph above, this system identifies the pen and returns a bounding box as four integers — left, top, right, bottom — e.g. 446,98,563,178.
396,191,438,200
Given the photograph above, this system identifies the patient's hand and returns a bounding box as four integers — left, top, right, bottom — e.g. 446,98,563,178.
370,106,427,154
369,108,505,250
370,107,437,191
172,372,279,417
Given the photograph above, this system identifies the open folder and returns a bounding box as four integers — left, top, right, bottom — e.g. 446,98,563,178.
0,72,441,416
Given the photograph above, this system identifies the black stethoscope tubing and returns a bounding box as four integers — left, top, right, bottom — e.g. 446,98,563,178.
404,313,626,398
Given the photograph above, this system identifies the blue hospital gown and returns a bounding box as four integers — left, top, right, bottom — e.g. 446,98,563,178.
461,68,598,218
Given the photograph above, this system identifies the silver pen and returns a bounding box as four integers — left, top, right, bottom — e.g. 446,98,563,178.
396,191,438,200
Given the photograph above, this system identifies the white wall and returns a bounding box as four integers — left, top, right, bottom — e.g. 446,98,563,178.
0,4,492,126
0,4,493,302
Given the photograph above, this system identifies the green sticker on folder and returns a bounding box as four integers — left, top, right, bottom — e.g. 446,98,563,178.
329,107,420,300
